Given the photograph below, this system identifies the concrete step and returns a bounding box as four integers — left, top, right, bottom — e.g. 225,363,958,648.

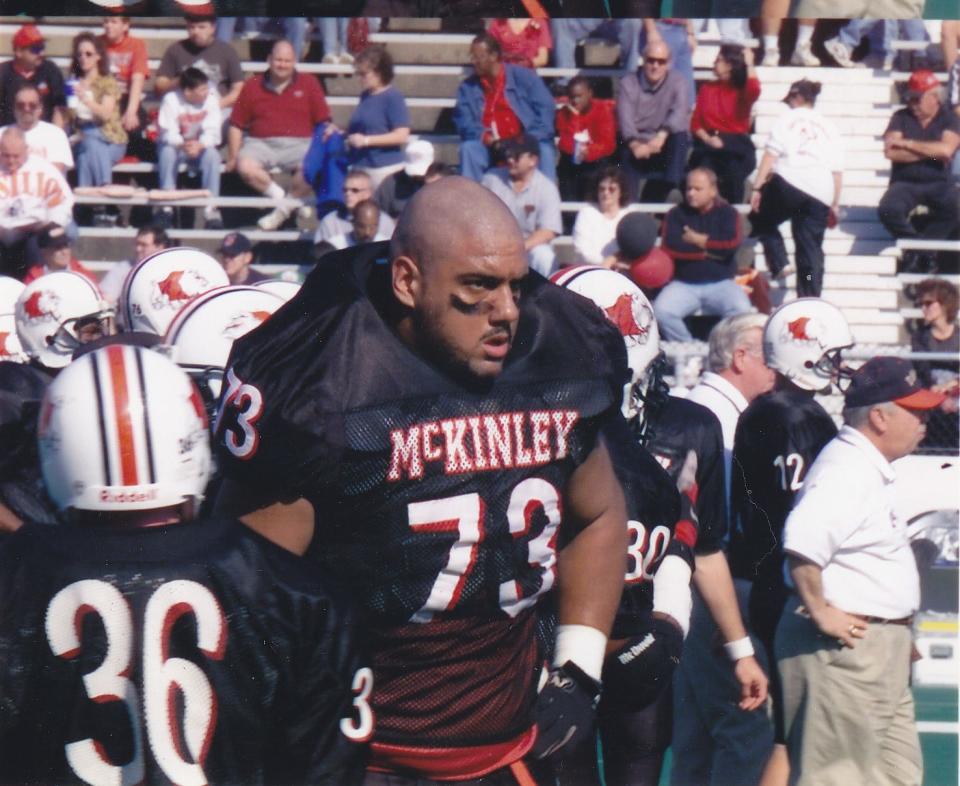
851,323,905,344
757,82,895,104
823,289,900,309
754,99,897,119
755,114,892,136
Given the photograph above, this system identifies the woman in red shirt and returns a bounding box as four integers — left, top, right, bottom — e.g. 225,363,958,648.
689,44,761,205
487,18,552,69
555,77,617,200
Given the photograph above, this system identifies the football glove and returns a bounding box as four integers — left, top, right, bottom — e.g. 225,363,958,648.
530,660,601,759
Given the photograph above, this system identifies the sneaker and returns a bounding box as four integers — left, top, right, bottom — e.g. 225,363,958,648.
321,53,339,64
153,206,174,229
338,52,355,65
824,37,855,68
775,264,796,281
203,207,224,230
257,206,292,231
790,43,821,67
883,52,897,71
761,48,780,67
93,210,119,228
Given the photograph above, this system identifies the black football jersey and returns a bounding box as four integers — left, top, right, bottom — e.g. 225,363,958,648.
214,242,628,751
0,518,369,786
0,361,58,529
728,390,838,592
646,395,728,556
603,419,695,640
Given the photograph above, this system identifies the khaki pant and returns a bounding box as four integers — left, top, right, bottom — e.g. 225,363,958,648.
775,597,922,786
791,0,923,17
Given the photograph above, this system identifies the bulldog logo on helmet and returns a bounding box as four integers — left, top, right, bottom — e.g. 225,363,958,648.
152,270,210,310
604,293,652,344
222,310,272,340
783,316,825,347
20,290,60,324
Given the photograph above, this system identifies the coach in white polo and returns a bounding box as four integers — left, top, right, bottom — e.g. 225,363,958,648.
776,356,944,786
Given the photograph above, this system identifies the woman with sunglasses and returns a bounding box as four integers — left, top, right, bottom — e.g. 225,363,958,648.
68,32,128,196
572,166,638,270
748,79,843,298
911,278,959,449
688,44,760,206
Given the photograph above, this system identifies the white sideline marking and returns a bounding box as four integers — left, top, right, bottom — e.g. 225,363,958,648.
917,721,959,735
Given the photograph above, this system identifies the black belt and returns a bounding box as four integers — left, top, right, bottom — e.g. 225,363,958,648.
852,614,913,627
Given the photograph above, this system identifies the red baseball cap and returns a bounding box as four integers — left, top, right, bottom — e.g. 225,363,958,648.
12,25,44,50
906,69,940,97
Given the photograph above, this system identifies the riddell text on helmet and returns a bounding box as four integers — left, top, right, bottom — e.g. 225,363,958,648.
99,488,159,504
387,410,580,482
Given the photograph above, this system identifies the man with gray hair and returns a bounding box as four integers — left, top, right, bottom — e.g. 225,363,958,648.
670,312,776,786
777,356,944,785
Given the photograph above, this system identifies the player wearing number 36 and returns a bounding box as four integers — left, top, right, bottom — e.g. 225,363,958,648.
0,345,370,786
213,176,630,784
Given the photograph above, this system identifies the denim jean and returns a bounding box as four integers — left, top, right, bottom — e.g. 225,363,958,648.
158,144,222,196
75,126,126,188
550,19,642,77
216,17,309,61
319,18,350,57
654,278,753,341
838,18,928,55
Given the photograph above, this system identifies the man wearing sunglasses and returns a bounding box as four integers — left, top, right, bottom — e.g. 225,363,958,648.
314,168,395,250
879,69,960,275
0,85,73,175
0,25,66,129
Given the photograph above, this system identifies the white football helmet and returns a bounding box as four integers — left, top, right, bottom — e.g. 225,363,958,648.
552,265,668,441
15,272,114,370
763,298,854,392
253,278,301,302
164,285,284,405
120,247,229,335
0,276,27,363
38,344,212,512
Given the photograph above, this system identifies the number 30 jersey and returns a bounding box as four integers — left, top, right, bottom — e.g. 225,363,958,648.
214,242,628,765
0,518,369,786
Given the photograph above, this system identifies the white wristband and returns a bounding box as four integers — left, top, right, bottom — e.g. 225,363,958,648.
724,636,755,662
652,555,693,638
553,624,607,682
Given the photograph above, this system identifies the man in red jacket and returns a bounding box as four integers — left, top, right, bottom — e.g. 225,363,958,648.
555,77,616,201
226,40,331,232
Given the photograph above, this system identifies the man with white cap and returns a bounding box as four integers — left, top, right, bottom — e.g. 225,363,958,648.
374,139,442,219
776,356,944,786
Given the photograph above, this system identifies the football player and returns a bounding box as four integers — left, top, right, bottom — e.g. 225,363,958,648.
728,298,853,786
552,266,695,786
214,176,630,784
0,345,370,785
0,271,114,533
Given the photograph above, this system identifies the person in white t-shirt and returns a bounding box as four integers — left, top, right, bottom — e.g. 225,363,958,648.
0,85,73,173
777,356,944,786
571,166,640,268
156,66,223,229
748,80,842,298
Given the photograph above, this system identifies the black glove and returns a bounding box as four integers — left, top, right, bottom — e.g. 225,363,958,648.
530,660,601,760
601,617,683,712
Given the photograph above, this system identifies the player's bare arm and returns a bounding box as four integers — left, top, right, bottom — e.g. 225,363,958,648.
215,478,315,556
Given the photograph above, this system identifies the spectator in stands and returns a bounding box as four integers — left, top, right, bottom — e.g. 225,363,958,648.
555,77,616,201
215,18,310,63
453,32,557,183
156,67,223,230
911,277,959,449
0,128,74,279
100,17,148,136
480,133,562,276
879,70,960,271
749,79,842,297
946,24,960,183
488,18,552,69
654,167,751,341
219,231,272,285
327,199,391,251
98,223,170,306
23,224,96,285
689,44,760,206
571,165,640,269
374,139,435,218
617,39,691,203
69,32,128,219
154,13,245,118
824,20,929,71
338,46,411,190
551,19,642,84
760,17,820,67
640,19,697,110
320,18,353,65
1,85,73,173
0,25,66,129
314,168,395,248
227,40,330,232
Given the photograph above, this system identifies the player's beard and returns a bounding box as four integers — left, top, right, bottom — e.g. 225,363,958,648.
410,306,500,391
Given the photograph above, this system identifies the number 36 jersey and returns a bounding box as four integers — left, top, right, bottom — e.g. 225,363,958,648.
0,518,370,786
214,242,628,756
